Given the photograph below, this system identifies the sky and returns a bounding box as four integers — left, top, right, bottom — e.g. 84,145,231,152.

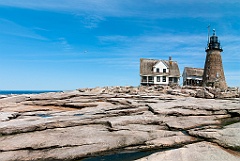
0,0,239,90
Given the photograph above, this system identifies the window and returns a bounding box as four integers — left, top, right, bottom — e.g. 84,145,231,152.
142,76,147,82
169,77,172,82
148,76,153,82
157,76,160,82
174,77,178,83
163,69,166,73
156,68,159,73
163,76,166,82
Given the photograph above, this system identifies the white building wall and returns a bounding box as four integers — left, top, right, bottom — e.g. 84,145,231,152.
153,61,169,85
186,76,203,80
153,61,169,73
153,76,169,85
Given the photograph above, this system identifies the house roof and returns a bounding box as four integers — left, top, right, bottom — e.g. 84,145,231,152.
140,58,180,77
183,67,204,77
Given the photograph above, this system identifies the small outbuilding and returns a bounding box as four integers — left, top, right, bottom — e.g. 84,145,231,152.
182,67,204,86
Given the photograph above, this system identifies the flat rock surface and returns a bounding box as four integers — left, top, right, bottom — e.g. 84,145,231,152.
189,122,240,151
136,141,240,161
0,87,239,161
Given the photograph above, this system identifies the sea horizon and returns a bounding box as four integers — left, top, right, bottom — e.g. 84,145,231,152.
0,90,62,95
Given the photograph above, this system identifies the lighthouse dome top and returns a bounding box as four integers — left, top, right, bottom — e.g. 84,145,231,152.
206,29,223,52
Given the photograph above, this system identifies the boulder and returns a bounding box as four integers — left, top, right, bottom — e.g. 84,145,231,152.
204,89,215,99
195,89,205,98
195,89,214,99
180,89,197,97
216,91,239,99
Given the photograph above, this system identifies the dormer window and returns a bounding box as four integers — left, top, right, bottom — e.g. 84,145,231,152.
163,69,166,73
156,68,159,73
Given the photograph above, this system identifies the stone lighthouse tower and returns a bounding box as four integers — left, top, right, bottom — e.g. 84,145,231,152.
202,29,227,90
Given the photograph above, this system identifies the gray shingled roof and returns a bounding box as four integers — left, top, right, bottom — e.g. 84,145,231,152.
183,67,204,77
140,58,180,77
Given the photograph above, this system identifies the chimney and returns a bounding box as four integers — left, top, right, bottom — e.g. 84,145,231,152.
169,56,172,66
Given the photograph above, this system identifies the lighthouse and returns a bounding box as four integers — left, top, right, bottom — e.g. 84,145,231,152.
202,29,227,90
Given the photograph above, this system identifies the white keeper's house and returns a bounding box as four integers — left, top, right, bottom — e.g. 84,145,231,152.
140,57,180,86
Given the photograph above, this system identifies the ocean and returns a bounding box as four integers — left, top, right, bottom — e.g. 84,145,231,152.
0,90,61,95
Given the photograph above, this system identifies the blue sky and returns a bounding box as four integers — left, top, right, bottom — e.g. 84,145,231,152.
0,0,239,90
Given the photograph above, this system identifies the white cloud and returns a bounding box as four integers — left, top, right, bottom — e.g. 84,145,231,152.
98,35,131,43
0,18,47,40
96,33,239,78
58,37,73,51
79,14,105,29
0,1,125,15
97,34,207,56
0,0,238,19
98,34,206,44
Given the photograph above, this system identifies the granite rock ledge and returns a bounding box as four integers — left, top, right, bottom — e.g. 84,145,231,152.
0,86,239,161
